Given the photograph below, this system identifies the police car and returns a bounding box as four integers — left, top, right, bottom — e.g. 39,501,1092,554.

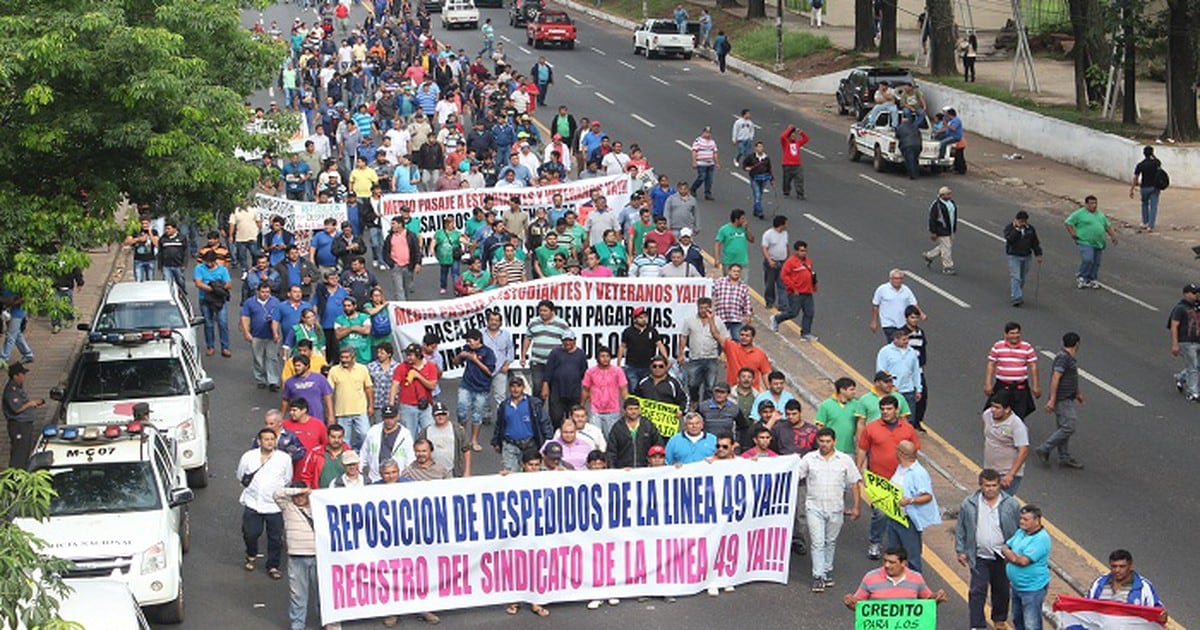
50,328,215,488
18,422,192,624
82,281,203,350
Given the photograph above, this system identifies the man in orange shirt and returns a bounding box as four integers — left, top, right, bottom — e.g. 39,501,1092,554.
856,395,920,561
722,325,773,391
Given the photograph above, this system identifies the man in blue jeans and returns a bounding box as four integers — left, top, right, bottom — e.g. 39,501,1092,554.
194,251,232,357
690,127,719,201
1064,195,1117,290
1000,504,1051,630
1003,211,1042,307
742,141,773,219
955,468,1020,630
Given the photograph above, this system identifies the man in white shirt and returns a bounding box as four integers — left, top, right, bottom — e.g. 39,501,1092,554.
869,268,926,341
237,427,295,578
797,427,862,593
601,141,631,176
760,215,790,310
385,118,412,158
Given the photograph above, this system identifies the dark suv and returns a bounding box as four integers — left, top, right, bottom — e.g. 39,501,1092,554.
509,0,544,26
836,67,914,120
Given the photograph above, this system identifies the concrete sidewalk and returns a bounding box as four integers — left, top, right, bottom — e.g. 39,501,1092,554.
0,245,128,465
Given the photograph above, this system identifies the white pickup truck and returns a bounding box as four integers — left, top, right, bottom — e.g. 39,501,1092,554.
632,19,695,59
442,0,479,29
847,108,952,174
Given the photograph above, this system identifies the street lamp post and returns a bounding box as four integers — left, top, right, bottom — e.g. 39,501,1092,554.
775,0,784,71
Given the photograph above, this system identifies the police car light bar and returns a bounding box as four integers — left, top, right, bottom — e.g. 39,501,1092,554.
44,422,147,440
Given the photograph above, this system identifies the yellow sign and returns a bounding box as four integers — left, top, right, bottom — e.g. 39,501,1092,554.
863,469,909,527
631,395,680,438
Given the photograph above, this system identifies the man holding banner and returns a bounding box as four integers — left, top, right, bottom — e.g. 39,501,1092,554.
857,395,920,561
844,546,948,607
491,377,552,473
607,397,664,469
797,427,862,593
887,440,940,574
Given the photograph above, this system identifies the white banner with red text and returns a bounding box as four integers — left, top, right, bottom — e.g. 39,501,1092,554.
387,276,712,378
311,456,801,623
253,175,632,263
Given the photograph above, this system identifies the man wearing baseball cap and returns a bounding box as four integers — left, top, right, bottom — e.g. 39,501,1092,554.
359,405,415,483
1170,284,1200,402
4,362,45,469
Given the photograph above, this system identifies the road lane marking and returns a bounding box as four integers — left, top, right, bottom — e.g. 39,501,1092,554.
1039,350,1144,407
590,46,607,56
1094,282,1159,312
630,113,656,128
650,75,669,85
901,270,972,308
730,172,749,184
857,173,906,195
617,59,636,69
803,213,854,242
500,35,512,42
802,147,826,160
688,93,712,106
518,46,532,54
959,218,1004,243
674,139,691,150
594,91,614,104
564,74,582,85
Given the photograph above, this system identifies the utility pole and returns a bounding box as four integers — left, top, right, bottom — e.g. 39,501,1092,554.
643,0,648,19
775,0,784,71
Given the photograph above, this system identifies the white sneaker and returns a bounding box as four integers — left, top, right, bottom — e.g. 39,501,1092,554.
801,334,818,342
724,586,735,593
587,600,602,610
607,598,619,606
1076,277,1087,289
1087,280,1101,289
707,585,719,596
768,317,779,332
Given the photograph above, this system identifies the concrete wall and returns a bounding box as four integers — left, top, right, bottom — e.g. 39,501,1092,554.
918,83,1200,188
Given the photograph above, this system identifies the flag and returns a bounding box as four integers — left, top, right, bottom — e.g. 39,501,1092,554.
1054,594,1166,630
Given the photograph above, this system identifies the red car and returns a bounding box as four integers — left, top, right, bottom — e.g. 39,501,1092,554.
526,11,576,49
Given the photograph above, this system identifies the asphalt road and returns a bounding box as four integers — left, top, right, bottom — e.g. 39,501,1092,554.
176,2,1196,627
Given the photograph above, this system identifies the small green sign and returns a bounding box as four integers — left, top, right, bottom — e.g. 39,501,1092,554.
855,599,937,630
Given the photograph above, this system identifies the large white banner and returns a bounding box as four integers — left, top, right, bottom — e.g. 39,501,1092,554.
386,276,712,378
253,175,632,264
312,457,802,623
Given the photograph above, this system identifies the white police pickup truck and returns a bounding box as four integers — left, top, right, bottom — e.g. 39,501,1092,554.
632,19,695,59
18,423,193,624
846,108,953,174
442,0,480,29
51,329,215,488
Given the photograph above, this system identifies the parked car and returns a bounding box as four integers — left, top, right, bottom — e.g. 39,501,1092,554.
632,19,697,59
508,0,544,27
442,0,480,28
527,10,576,49
835,67,915,120
847,109,952,174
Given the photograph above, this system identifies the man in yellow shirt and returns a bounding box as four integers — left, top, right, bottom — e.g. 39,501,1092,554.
349,156,379,199
327,348,374,451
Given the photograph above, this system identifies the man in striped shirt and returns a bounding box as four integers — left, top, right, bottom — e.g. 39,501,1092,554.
520,300,573,406
843,547,948,606
983,321,1041,419
713,264,753,337
631,240,667,278
690,126,720,201
492,242,527,285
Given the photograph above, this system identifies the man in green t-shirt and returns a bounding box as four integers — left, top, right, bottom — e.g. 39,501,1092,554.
714,208,755,272
857,371,912,424
334,297,372,364
627,206,655,256
460,257,491,294
593,229,629,276
814,377,866,454
533,231,570,278
1064,195,1117,289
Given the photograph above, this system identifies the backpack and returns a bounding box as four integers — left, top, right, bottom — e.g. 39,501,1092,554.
1155,168,1170,191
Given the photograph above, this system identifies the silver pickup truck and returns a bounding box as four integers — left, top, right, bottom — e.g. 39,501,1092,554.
632,19,695,59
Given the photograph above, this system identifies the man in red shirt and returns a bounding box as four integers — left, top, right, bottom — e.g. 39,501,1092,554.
721,325,772,391
779,125,811,199
856,396,920,560
282,399,328,488
770,240,817,341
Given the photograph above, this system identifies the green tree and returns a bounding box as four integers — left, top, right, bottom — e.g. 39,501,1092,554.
0,468,77,629
0,0,284,318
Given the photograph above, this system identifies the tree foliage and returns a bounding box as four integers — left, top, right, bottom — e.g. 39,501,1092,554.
0,468,78,630
0,0,283,317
